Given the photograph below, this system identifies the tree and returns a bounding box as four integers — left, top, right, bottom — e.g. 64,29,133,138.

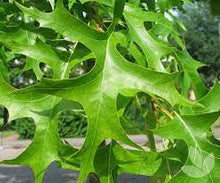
0,0,219,183
178,0,220,87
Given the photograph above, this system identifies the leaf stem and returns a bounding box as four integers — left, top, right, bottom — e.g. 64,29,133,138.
146,127,156,151
156,105,174,120
151,100,159,122
135,95,156,151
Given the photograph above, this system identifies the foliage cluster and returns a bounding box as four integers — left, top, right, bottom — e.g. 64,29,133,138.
1,0,219,140
179,0,220,87
0,0,219,183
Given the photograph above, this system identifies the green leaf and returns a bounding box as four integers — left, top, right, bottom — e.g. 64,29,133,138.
124,4,177,72
0,60,79,182
158,0,183,12
94,142,162,183
154,111,220,182
175,50,208,99
2,100,79,182
79,0,114,7
4,1,194,182
0,32,63,79
68,0,76,9
181,84,220,114
0,1,213,182
24,57,43,80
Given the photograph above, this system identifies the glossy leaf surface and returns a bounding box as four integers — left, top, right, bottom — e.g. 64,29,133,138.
0,0,219,183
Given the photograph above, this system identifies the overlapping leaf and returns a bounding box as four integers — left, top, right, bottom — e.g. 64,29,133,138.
0,54,80,182
94,141,162,182
154,109,220,182
0,0,219,183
